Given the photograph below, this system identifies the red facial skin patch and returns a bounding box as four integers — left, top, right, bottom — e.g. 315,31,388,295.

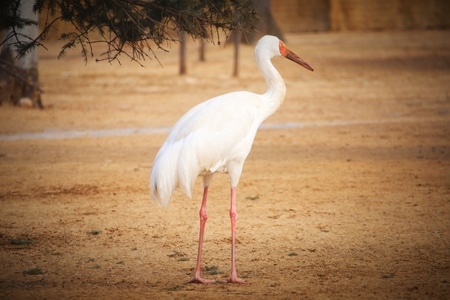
279,41,288,56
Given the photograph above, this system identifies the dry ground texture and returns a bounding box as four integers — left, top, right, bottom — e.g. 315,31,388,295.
0,30,449,299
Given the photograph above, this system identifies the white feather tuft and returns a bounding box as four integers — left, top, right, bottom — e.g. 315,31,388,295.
150,141,183,206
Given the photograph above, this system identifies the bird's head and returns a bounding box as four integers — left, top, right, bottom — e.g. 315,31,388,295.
256,35,314,72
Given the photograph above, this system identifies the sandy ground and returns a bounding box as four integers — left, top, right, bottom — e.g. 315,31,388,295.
0,30,449,299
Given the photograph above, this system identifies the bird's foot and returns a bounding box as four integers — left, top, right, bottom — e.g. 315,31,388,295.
228,276,246,284
189,276,216,284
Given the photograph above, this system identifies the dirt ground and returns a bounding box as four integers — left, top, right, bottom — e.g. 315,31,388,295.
1,30,449,299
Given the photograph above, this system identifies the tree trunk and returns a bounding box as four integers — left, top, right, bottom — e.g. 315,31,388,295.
179,31,187,75
199,39,206,62
246,0,284,43
0,0,42,108
232,31,241,77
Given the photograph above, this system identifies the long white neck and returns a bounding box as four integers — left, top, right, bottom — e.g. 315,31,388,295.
256,55,287,120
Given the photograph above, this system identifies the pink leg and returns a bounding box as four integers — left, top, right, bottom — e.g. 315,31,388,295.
190,186,215,284
229,187,245,283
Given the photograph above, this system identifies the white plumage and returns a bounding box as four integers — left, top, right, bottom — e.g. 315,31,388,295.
150,35,313,283
151,90,262,205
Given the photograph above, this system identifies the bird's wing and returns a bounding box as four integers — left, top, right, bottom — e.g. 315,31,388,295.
168,91,263,144
169,91,264,194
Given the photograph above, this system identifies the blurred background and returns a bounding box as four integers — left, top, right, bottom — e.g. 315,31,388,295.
39,1,450,37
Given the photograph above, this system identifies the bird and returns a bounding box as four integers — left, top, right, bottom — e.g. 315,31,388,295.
150,35,313,284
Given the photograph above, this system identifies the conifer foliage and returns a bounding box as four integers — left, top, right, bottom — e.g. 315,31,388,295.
1,0,257,64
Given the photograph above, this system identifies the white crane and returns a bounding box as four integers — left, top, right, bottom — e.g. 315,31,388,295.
150,35,313,283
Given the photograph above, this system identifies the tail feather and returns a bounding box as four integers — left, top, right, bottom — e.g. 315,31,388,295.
177,143,200,200
150,142,181,206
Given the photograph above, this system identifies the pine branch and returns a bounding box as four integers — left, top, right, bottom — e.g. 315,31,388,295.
1,0,257,64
